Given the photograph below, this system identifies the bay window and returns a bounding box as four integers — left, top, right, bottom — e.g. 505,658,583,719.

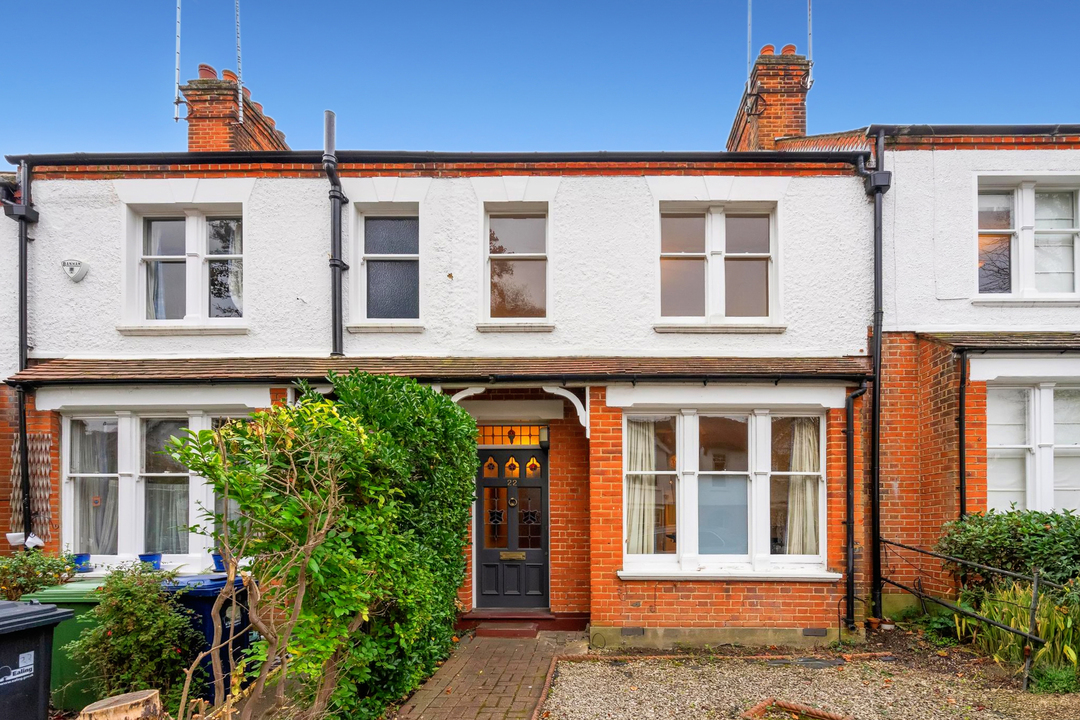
622,409,828,577
63,412,214,567
987,385,1080,512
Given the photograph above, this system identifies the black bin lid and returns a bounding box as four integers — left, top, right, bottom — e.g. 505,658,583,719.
0,600,74,635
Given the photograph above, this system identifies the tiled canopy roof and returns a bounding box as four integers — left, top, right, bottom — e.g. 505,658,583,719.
919,332,1080,350
8,356,871,386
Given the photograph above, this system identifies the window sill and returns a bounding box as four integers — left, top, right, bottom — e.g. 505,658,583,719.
346,323,424,334
117,323,249,336
971,297,1080,307
476,322,555,333
653,323,787,334
617,569,841,582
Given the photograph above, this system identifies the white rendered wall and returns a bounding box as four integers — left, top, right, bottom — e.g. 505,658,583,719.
882,149,1080,332
0,208,17,380
21,174,872,364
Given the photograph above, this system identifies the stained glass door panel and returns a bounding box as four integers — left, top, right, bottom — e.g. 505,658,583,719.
475,448,548,608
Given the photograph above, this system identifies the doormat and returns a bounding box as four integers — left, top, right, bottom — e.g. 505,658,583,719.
740,697,853,720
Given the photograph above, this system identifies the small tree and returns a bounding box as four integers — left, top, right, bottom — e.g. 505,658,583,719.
170,372,477,720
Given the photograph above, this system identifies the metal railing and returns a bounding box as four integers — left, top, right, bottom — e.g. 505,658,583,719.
881,537,1059,690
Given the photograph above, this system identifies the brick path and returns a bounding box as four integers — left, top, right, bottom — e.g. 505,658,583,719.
393,632,587,720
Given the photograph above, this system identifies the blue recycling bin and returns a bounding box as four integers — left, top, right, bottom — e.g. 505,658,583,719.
162,574,253,700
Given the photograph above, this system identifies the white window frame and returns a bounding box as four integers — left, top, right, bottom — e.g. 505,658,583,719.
482,203,551,323
61,411,215,572
121,205,247,332
657,203,779,325
987,383,1080,512
620,407,829,580
349,203,423,331
976,181,1080,298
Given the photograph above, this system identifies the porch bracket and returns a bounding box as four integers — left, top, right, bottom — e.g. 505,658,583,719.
451,387,486,403
541,386,590,438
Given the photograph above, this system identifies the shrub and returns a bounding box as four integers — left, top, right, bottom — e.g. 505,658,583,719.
936,509,1080,587
0,550,75,600
171,371,477,720
1031,666,1080,694
67,563,205,714
955,581,1080,676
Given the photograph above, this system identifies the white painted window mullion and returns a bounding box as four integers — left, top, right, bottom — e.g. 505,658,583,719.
708,206,725,320
116,411,140,557
750,409,771,571
1018,183,1036,296
184,211,203,321
679,410,699,571
1035,384,1056,511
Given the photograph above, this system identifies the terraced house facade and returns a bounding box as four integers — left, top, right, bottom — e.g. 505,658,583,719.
3,44,1079,647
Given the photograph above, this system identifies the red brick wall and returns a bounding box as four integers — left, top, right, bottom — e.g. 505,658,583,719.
588,386,865,629
456,389,591,614
877,333,989,599
0,386,16,555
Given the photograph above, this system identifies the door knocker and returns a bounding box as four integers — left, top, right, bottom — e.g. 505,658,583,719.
508,497,518,507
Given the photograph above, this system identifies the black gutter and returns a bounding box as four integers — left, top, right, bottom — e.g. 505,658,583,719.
958,350,968,518
322,112,347,357
844,381,868,631
856,130,892,621
8,371,872,391
6,149,871,168
868,123,1080,138
3,162,39,544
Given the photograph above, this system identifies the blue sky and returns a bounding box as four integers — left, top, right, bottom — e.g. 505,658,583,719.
3,0,1078,169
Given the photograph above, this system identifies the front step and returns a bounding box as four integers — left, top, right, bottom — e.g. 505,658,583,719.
473,621,539,638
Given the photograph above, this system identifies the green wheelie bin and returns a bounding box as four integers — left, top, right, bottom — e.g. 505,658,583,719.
22,579,106,711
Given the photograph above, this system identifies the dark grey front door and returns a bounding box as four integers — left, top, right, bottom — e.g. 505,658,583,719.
475,449,548,608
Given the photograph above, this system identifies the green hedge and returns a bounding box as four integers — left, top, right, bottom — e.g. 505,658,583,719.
936,509,1080,587
308,372,478,717
173,371,477,719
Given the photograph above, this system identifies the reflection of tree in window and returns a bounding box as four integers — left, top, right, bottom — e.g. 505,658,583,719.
208,219,243,317
490,227,546,318
979,235,1012,294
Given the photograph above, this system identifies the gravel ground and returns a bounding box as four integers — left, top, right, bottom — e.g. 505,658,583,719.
540,657,1080,720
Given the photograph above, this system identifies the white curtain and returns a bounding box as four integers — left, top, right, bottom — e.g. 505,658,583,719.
228,260,244,316
77,477,118,554
146,262,166,319
626,420,657,554
785,418,820,555
145,478,188,554
72,420,119,554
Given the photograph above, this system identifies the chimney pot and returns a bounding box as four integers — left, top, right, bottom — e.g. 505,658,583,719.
759,44,775,56
781,44,797,55
197,64,218,79
242,87,251,99
253,102,264,113
222,69,238,83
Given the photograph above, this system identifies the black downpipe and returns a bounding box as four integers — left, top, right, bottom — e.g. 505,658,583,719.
958,349,968,518
856,131,891,621
868,130,890,619
322,111,348,357
4,162,38,542
845,381,868,630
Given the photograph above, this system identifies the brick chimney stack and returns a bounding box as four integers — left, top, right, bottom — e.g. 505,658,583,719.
726,44,811,152
180,64,290,152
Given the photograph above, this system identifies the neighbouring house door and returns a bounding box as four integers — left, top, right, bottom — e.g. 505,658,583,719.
475,449,548,608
